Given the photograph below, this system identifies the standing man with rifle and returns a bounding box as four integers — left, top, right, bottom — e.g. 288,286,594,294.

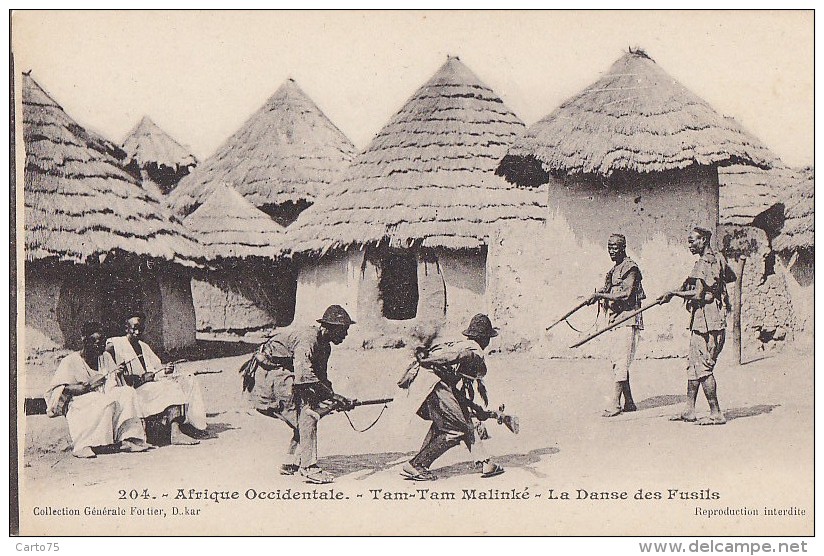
241,305,357,484
399,314,505,481
588,234,646,417
660,227,731,426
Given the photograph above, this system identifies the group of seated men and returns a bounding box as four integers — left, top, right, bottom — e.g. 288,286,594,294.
46,313,207,458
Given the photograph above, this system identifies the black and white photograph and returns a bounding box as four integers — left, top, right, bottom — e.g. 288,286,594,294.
10,9,814,539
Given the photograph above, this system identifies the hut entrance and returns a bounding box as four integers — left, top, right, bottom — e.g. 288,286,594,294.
379,250,419,320
96,266,152,341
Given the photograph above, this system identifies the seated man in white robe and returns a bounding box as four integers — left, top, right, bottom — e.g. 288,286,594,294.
46,321,150,458
106,313,207,445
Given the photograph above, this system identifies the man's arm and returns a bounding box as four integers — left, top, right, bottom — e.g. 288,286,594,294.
660,279,704,303
593,268,639,302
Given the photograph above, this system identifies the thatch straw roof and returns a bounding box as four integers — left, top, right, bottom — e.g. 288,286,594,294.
773,166,814,253
23,73,200,265
167,79,355,216
719,164,802,225
184,183,284,260
281,57,545,256
497,49,775,184
122,116,198,172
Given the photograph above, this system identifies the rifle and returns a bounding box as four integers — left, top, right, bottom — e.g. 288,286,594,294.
315,397,394,417
546,297,593,331
569,297,666,349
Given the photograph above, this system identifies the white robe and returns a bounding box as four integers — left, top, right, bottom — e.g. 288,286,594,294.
107,336,207,430
46,352,145,456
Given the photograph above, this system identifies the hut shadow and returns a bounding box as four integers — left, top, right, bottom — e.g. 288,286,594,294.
723,404,780,422
170,340,258,362
318,451,416,480
434,446,559,480
635,394,687,411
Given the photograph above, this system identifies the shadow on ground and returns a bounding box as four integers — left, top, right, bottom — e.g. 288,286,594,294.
201,421,239,440
170,340,258,362
319,451,416,480
636,394,687,411
434,446,559,480
724,404,780,422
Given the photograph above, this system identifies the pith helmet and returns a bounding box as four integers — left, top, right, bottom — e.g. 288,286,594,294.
318,305,356,327
462,314,498,339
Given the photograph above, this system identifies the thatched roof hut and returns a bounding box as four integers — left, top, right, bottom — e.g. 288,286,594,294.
492,49,779,358
184,184,295,338
184,184,283,260
282,57,543,342
497,49,774,185
121,116,198,196
719,164,794,226
167,79,355,220
23,74,200,265
23,73,199,351
773,167,814,253
283,56,544,256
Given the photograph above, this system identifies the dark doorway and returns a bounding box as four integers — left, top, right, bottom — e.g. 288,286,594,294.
379,250,419,320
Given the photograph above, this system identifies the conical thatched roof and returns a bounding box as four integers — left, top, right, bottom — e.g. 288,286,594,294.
22,73,200,265
497,49,775,184
168,79,355,216
719,164,803,225
184,184,284,260
122,116,198,171
773,167,814,253
282,56,544,256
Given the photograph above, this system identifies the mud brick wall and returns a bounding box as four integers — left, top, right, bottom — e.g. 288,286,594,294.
722,225,795,361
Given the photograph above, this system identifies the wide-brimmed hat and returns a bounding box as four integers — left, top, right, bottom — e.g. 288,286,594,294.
462,314,498,339
317,305,356,327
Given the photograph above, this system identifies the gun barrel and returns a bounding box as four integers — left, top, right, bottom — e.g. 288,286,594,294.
353,398,394,407
546,299,590,331
570,298,665,348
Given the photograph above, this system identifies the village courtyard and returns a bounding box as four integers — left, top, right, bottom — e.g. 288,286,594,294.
19,342,813,536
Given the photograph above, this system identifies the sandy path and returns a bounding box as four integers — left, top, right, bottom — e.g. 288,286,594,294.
17,348,813,535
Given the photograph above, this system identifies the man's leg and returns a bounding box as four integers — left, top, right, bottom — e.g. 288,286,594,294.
296,405,319,469
167,405,199,445
622,328,639,411
409,430,462,470
281,428,300,475
698,375,726,424
620,380,636,411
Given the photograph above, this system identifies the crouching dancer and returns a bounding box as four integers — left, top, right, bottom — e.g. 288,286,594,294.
401,314,504,481
46,321,149,458
242,305,356,484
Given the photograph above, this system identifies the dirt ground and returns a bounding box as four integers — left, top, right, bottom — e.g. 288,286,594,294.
17,343,814,536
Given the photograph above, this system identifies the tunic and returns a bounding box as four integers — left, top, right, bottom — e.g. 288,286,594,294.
686,251,728,333
249,326,334,428
684,250,729,379
46,352,145,456
602,257,645,329
403,340,488,447
107,336,207,430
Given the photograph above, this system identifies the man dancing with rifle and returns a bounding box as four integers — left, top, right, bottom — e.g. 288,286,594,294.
241,305,357,484
588,234,646,417
659,227,732,426
399,314,505,481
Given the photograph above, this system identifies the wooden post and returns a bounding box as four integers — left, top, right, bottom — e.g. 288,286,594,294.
731,257,746,365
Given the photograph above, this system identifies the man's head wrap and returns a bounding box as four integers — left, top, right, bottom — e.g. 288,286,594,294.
692,227,712,241
609,233,627,249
